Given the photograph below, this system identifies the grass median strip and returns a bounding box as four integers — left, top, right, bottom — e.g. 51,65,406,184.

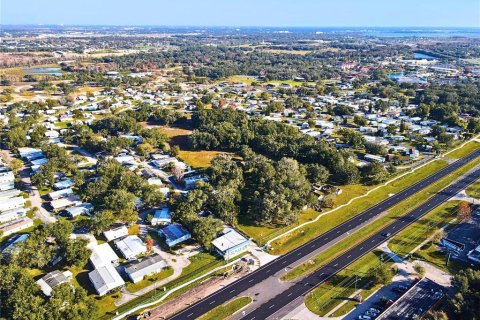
199,296,252,320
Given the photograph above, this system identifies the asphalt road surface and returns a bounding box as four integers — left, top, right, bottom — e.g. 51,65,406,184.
169,149,480,320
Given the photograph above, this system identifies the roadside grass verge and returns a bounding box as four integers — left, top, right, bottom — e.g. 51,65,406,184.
282,158,478,281
388,201,460,256
445,140,480,159
199,296,252,320
466,179,480,198
413,243,467,275
269,159,448,254
304,250,389,316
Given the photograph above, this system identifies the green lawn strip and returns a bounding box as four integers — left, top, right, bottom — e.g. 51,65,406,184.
444,140,480,159
270,160,448,255
304,250,391,316
414,243,469,275
330,284,382,317
388,201,460,257
282,158,478,281
125,267,174,293
466,179,480,198
199,296,252,320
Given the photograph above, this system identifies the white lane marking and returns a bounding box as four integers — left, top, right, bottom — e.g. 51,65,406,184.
209,301,215,305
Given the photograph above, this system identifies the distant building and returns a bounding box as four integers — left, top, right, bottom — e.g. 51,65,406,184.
36,270,73,296
159,224,192,248
123,253,168,283
212,229,250,260
115,235,147,260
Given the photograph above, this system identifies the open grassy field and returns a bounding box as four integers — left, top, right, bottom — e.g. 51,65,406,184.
414,243,467,275
178,150,231,169
199,296,252,320
268,159,448,254
260,49,312,55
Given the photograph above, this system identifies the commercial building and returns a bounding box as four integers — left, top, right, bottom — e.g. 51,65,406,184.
212,229,250,260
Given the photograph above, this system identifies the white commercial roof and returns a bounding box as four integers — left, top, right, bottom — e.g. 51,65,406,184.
212,229,249,252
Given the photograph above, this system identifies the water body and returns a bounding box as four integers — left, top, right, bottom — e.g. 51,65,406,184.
24,67,63,76
413,52,437,60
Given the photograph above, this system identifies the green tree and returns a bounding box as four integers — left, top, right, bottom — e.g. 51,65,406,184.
450,269,480,319
65,239,91,268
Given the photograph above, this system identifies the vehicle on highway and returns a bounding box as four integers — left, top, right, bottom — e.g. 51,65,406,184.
358,315,372,320
382,232,392,237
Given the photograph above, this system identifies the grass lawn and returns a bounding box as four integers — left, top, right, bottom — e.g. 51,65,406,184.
228,75,257,85
126,267,174,293
199,296,252,320
304,250,390,316
388,201,460,256
283,157,478,281
414,243,467,275
466,179,480,199
128,224,140,235
269,159,448,255
177,150,230,169
445,140,480,159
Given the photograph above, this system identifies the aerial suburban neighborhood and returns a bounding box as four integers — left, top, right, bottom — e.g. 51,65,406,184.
1,1,480,320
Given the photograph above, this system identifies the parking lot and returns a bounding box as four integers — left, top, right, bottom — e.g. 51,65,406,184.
444,205,480,263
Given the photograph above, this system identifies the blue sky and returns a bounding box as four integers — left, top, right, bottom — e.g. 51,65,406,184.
2,0,479,27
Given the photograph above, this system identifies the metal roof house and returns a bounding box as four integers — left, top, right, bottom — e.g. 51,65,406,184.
0,208,26,224
0,197,26,213
88,263,125,296
151,207,172,226
212,229,250,260
103,225,129,242
0,217,33,237
36,270,73,296
88,243,124,296
123,253,168,283
159,224,192,248
115,235,147,260
48,188,74,200
53,179,74,190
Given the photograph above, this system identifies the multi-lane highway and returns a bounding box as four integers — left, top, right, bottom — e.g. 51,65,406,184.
169,149,480,320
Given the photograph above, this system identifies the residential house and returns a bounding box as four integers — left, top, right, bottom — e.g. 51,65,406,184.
36,270,73,296
123,253,168,283
103,225,129,242
0,217,33,237
151,207,172,226
159,224,192,248
115,235,147,260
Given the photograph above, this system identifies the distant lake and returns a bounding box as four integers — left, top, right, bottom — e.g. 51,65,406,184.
413,52,437,60
24,67,63,76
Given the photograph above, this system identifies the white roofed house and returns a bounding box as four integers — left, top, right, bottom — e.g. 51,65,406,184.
0,208,27,224
0,217,33,237
0,196,26,212
88,243,124,296
36,270,73,296
0,171,15,191
211,229,250,260
123,253,168,283
103,224,129,242
115,235,147,260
